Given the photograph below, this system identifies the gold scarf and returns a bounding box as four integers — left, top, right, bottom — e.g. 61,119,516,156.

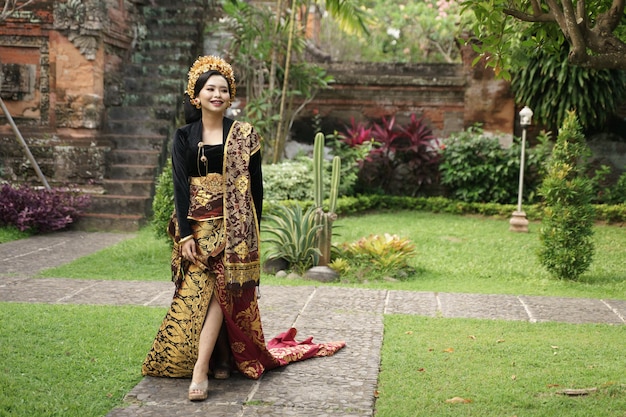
222,121,261,289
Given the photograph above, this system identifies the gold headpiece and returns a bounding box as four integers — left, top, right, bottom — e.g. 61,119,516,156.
186,55,236,100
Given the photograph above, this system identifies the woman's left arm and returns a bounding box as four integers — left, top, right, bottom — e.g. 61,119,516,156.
249,150,263,223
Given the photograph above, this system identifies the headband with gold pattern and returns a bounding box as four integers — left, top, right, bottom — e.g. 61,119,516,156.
186,55,236,100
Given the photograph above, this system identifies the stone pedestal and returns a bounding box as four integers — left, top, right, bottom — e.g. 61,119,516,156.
509,210,529,233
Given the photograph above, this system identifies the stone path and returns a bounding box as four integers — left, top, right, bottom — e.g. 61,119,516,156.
1,231,624,416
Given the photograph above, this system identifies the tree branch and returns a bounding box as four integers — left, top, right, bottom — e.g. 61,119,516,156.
0,0,34,23
503,8,554,22
596,0,625,32
560,0,589,59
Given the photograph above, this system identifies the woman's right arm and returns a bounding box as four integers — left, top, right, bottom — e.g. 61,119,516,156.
171,128,193,240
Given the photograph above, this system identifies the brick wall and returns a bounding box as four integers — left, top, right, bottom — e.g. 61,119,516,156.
291,46,515,143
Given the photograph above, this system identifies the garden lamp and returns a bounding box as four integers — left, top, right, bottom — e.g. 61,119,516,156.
509,106,533,232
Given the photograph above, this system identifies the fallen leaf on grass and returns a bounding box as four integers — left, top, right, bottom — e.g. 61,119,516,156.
468,335,476,340
556,388,598,396
405,331,413,335
417,368,426,372
443,347,455,353
511,375,517,380
547,384,560,388
445,397,472,404
496,339,506,343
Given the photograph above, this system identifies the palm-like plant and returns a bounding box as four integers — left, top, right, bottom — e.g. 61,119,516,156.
262,204,322,274
512,42,626,132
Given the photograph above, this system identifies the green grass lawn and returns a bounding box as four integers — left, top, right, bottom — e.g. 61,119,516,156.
0,226,31,244
3,210,625,416
1,304,624,417
38,211,626,300
377,315,626,417
0,303,164,417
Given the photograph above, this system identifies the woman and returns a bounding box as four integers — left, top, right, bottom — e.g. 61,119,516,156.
141,56,345,402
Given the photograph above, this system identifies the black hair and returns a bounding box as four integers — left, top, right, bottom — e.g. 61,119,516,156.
183,70,231,124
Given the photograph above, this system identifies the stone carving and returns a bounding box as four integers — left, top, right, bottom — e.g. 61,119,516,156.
55,94,103,129
0,63,35,100
53,0,106,60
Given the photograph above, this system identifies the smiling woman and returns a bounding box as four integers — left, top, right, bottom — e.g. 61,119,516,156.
141,55,346,402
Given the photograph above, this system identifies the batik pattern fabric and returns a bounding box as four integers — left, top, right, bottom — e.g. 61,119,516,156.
142,121,345,380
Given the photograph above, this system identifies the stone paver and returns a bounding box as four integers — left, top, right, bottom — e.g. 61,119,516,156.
0,231,624,417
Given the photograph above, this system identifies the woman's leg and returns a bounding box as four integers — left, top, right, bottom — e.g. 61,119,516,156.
191,295,224,384
213,322,232,379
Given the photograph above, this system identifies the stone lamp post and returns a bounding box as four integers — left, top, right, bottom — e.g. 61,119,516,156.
509,106,533,232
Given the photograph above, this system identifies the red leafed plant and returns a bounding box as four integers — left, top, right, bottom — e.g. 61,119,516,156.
341,118,374,147
357,114,441,196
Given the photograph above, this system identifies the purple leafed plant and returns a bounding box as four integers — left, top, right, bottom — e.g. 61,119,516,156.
0,183,91,233
356,114,441,196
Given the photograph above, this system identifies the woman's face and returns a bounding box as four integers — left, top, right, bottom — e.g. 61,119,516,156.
196,74,230,113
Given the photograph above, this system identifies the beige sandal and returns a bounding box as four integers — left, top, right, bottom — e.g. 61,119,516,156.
188,379,209,401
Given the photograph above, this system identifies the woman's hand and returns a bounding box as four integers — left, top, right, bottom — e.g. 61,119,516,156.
181,238,198,264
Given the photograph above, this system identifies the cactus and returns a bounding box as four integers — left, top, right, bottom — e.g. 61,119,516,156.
312,132,341,266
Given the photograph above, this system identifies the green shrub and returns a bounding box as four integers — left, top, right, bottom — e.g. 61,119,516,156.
439,125,550,204
265,194,626,223
592,167,626,205
261,204,322,274
262,159,315,202
538,112,595,280
335,233,416,281
151,160,174,244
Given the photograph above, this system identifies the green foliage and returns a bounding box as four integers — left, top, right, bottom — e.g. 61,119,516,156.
336,233,416,280
265,194,626,224
151,160,174,244
439,125,551,203
326,126,374,197
320,0,462,63
461,0,626,79
219,1,333,162
261,204,322,274
34,210,626,299
538,112,595,280
608,173,626,204
262,159,315,202
512,45,626,132
591,166,626,205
